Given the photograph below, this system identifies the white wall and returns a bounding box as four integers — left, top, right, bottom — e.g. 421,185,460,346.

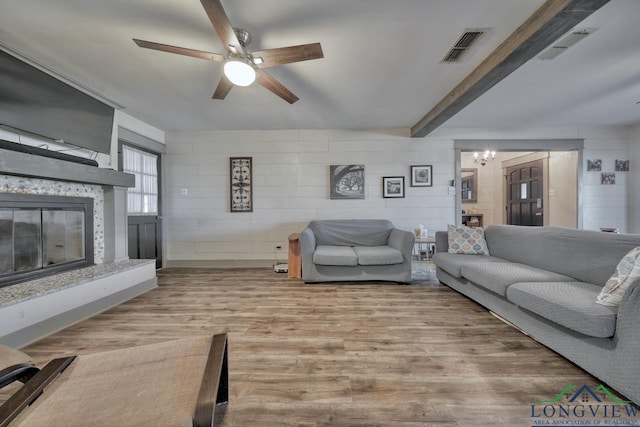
582,127,631,232
165,126,634,264
165,129,454,263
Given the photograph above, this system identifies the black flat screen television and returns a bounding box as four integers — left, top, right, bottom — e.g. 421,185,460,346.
0,49,114,154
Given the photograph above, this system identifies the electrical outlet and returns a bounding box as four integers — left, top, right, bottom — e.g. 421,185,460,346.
179,188,188,196
448,187,456,195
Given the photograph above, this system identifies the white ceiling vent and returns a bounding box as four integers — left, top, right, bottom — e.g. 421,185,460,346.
537,28,597,60
441,28,489,63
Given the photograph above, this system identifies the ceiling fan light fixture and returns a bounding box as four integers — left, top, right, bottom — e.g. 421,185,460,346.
223,58,256,87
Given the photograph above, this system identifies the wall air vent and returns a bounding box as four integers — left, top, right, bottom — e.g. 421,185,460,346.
441,28,489,63
537,28,597,60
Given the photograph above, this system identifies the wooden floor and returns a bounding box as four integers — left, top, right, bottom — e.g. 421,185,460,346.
4,266,602,426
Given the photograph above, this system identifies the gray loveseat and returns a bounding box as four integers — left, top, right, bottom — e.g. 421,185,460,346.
300,219,414,283
434,225,640,403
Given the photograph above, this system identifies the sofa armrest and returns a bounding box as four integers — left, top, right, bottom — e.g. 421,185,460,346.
388,229,415,258
616,277,640,338
611,277,640,399
299,228,316,280
435,231,448,253
299,228,316,254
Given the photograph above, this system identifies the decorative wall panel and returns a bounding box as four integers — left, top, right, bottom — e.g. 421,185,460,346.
230,157,252,212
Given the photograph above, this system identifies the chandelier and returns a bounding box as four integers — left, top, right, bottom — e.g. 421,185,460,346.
473,150,496,166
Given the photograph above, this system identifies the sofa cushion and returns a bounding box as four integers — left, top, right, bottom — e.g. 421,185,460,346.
313,245,358,266
432,252,506,279
484,225,640,286
461,262,576,297
597,246,640,307
307,219,393,246
353,246,403,266
506,282,618,338
447,225,489,255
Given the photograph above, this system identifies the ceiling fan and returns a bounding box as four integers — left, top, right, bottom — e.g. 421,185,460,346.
133,0,324,104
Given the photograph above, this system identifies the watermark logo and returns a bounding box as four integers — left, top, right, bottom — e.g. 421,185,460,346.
531,384,638,426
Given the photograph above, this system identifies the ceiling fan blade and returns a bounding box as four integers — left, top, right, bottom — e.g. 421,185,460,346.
212,75,234,99
200,0,244,55
256,70,299,104
252,43,324,68
133,39,225,61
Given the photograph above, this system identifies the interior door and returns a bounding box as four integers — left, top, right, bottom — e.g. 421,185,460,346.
506,159,544,226
120,143,163,268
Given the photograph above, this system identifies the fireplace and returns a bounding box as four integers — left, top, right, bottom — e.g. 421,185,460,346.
0,193,94,288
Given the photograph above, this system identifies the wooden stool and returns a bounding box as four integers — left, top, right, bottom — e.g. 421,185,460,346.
0,333,228,427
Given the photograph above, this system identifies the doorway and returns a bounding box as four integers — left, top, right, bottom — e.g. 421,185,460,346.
119,142,163,268
454,139,583,229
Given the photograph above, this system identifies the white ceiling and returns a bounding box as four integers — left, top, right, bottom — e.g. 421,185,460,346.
1,0,639,134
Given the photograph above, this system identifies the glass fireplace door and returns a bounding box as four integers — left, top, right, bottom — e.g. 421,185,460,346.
43,210,85,266
0,198,91,287
0,209,44,274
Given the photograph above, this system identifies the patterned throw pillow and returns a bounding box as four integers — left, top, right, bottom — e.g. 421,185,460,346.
596,247,640,307
447,224,490,255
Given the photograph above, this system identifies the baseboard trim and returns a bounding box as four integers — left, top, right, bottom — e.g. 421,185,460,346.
164,259,275,268
1,278,157,349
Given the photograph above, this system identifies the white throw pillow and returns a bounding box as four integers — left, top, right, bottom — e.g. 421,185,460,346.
596,247,640,307
447,224,490,256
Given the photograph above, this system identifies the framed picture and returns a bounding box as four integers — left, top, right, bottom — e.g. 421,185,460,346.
230,157,253,212
383,176,405,198
410,165,432,187
615,160,629,171
601,172,615,185
330,165,365,199
587,159,602,171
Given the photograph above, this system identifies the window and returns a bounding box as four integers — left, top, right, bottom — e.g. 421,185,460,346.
122,145,158,215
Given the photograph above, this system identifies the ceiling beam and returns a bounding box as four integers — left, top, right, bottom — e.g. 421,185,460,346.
410,0,610,138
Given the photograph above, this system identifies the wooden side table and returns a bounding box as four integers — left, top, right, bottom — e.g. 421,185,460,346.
288,233,302,279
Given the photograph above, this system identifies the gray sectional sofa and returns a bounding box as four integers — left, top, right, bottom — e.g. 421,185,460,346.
434,225,640,404
300,219,414,283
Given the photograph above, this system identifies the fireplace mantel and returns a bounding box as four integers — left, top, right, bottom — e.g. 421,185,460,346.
0,147,134,187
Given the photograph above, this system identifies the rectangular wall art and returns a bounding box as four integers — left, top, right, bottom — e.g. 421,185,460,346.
587,159,602,171
383,176,405,198
601,172,615,185
330,165,365,199
410,165,433,187
230,157,253,212
615,160,629,171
